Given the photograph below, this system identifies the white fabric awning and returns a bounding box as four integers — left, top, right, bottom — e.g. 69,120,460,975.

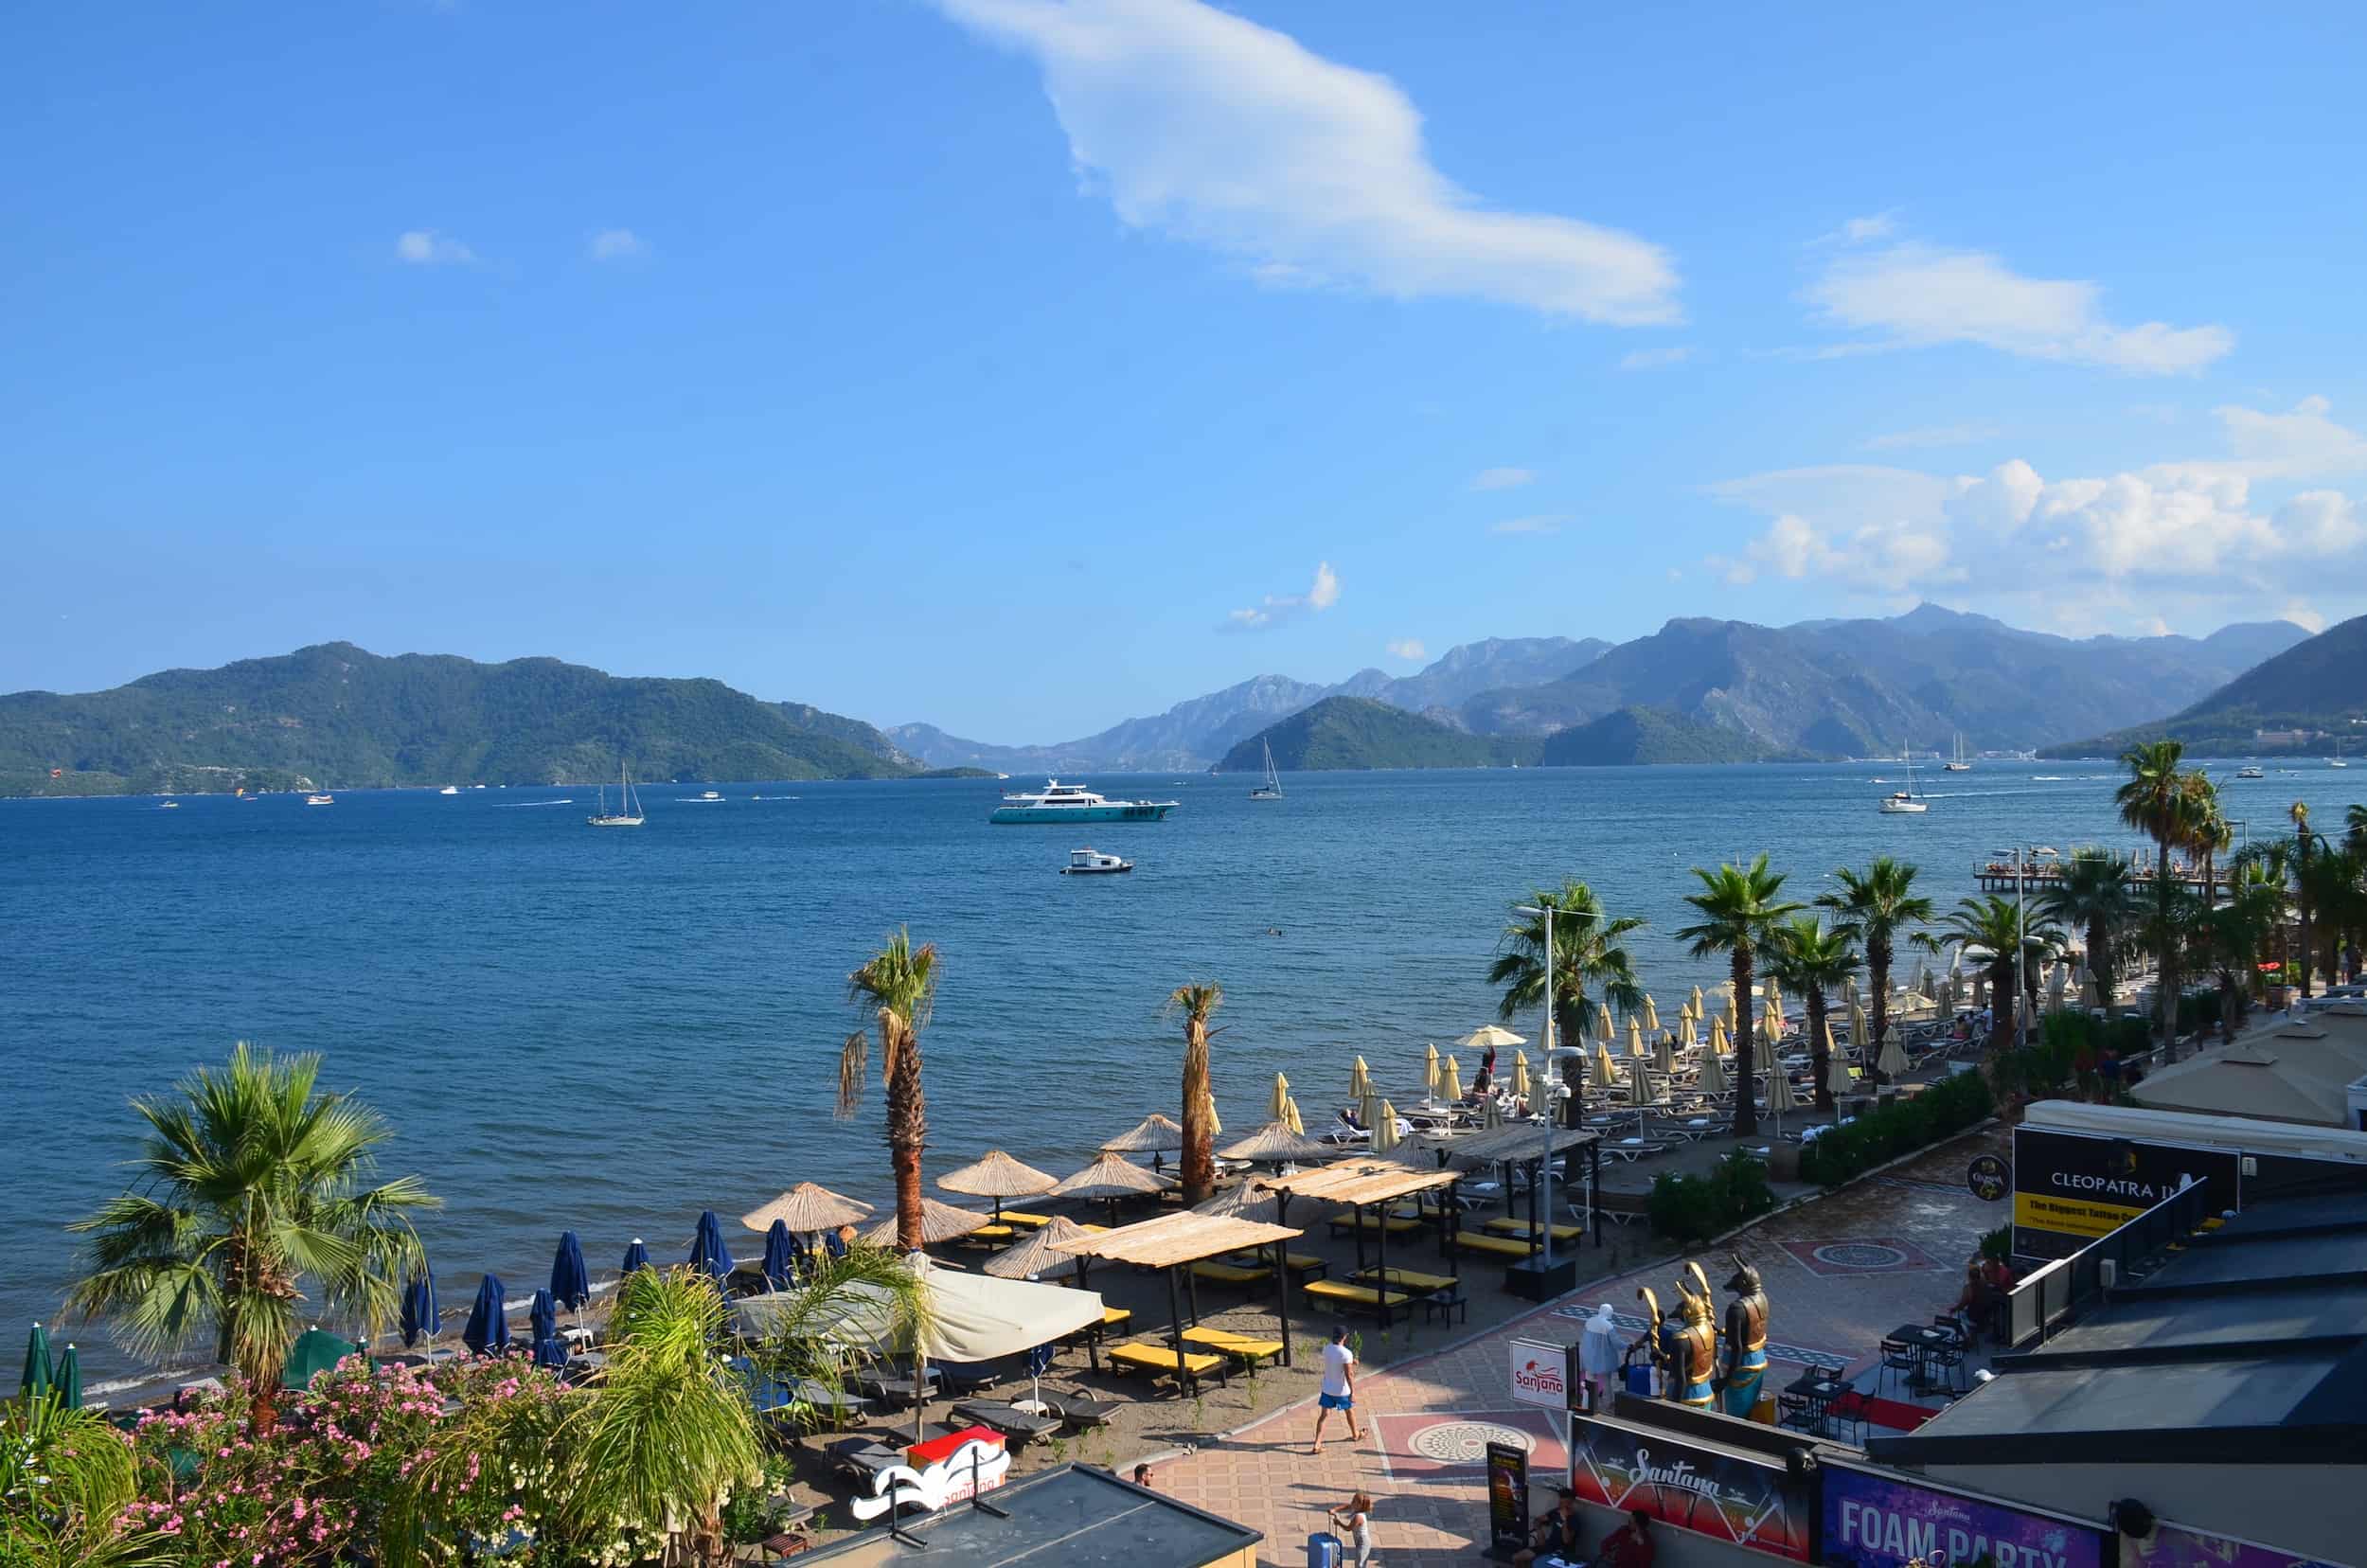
733,1257,1104,1364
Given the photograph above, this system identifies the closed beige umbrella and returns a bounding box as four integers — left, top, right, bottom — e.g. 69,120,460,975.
1876,1031,1910,1080
985,1215,1096,1280
1850,1000,1869,1053
1373,1099,1401,1154
1691,984,1707,1020
1697,1046,1730,1097
858,1197,993,1249
1206,1096,1221,1138
1764,1060,1800,1134
1596,1002,1616,1044
1679,1009,1699,1048
1350,1056,1371,1100
2048,962,2068,1008
1843,973,1860,1006
1643,995,1662,1035
1763,1001,1785,1042
742,1183,873,1234
1721,984,1739,1031
1765,979,1784,1019
1284,1096,1306,1136
1654,1028,1676,1076
1825,1051,1854,1099
1709,1013,1730,1056
1823,1018,1841,1066
1511,1051,1532,1101
1359,1087,1384,1140
1424,1044,1441,1099
1593,1040,1618,1091
1439,1055,1464,1101
1269,1072,1291,1122
1627,1016,1646,1059
937,1150,1059,1224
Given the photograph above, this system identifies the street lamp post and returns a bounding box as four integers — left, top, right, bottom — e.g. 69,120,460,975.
1990,846,2031,1050
1515,902,1586,1274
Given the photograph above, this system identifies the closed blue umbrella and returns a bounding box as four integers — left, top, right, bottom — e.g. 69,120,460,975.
760,1220,796,1290
688,1210,734,1281
621,1238,650,1275
462,1274,510,1357
400,1264,438,1348
528,1289,567,1369
549,1232,590,1312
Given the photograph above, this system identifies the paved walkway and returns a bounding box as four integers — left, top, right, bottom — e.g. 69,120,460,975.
1139,1128,2008,1566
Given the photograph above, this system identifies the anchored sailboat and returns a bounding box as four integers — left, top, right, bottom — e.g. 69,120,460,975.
1249,739,1283,800
586,762,645,828
1944,734,1971,772
1878,746,1929,814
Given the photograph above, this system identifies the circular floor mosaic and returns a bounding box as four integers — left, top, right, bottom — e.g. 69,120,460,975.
1813,1241,1912,1270
1409,1420,1534,1465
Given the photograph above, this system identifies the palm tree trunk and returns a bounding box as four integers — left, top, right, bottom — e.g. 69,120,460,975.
2156,831,2179,1040
1730,951,1758,1138
248,1364,281,1435
884,1017,927,1253
1807,993,1833,1113
2090,921,2114,1020
1867,935,1892,1068
1180,1019,1213,1203
1989,961,2016,1055
1555,996,1584,1126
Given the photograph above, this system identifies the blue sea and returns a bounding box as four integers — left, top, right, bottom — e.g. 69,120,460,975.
5,761,2356,1382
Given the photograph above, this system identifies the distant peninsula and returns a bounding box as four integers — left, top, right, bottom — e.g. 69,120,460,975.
1539,706,1795,766
1215,697,1542,772
2038,611,2367,758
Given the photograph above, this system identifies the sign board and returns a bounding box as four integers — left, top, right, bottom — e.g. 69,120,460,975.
1569,1416,1810,1560
848,1434,1010,1521
2010,1127,2239,1261
1967,1153,2009,1202
2121,1521,2340,1568
1486,1440,1531,1555
1509,1337,1569,1409
1822,1462,2103,1568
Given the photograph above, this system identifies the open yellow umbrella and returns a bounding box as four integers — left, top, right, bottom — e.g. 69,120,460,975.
1511,1051,1532,1101
1269,1072,1291,1122
1424,1044,1440,1099
1626,1015,1646,1059
1643,995,1662,1035
1439,1055,1464,1101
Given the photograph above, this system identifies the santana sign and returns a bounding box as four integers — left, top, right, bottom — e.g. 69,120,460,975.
848,1435,1010,1521
1823,1463,2102,1568
1569,1416,1810,1560
1508,1338,1569,1409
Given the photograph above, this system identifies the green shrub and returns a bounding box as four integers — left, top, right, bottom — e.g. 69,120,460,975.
1648,1155,1776,1243
1978,1226,2012,1263
1799,1070,1993,1186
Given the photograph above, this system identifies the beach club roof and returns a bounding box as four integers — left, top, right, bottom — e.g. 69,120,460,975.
1049,1153,1175,1201
1052,1209,1300,1271
1098,1114,1184,1154
740,1183,872,1233
856,1197,996,1248
1217,1120,1336,1165
1423,1122,1597,1165
936,1149,1059,1200
1267,1159,1460,1209
984,1214,1101,1279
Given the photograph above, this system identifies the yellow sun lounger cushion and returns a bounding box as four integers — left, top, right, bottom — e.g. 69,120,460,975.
1452,1233,1540,1259
1107,1343,1225,1381
1180,1327,1284,1364
1302,1279,1411,1313
1188,1261,1272,1287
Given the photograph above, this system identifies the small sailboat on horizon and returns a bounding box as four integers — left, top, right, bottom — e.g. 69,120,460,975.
586,762,645,828
1249,739,1284,800
1878,746,1928,813
1944,734,1971,772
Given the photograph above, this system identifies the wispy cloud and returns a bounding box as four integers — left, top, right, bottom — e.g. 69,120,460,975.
1469,467,1535,491
394,229,476,266
1490,515,1567,535
1225,561,1340,631
931,0,1680,324
1804,226,2233,375
1862,422,2000,452
588,227,648,261
1385,637,1426,661
1617,345,1693,371
2279,599,2327,633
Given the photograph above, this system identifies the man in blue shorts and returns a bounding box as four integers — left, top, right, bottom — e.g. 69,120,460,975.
1309,1325,1362,1452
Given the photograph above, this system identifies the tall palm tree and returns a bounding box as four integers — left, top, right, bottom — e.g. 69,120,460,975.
2203,864,2285,1042
1939,898,2056,1055
2229,837,2296,992
1818,857,1936,1060
1765,916,1860,1109
1165,982,1224,1204
1488,881,1646,1121
2040,851,2137,1019
2292,802,2316,998
65,1042,435,1434
1677,855,1803,1138
2116,740,2192,1036
837,929,940,1253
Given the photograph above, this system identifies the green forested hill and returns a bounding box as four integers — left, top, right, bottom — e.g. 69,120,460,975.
1539,706,1790,765
1217,696,1540,771
0,643,917,794
2038,613,2367,757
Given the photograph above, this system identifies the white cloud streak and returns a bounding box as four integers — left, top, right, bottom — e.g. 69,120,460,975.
1385,637,1426,661
1617,345,1693,371
1469,467,1534,491
1225,561,1340,631
1489,515,1567,535
932,0,1679,324
394,229,475,266
1862,423,1999,452
588,228,648,261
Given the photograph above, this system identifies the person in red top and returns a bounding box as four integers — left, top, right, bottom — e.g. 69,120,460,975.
1596,1509,1657,1568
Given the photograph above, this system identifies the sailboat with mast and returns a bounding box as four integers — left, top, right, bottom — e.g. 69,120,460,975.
1944,734,1971,772
1878,746,1929,813
586,761,645,828
1249,739,1284,800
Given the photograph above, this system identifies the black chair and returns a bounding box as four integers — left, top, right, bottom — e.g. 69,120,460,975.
1776,1392,1816,1432
934,1360,1007,1399
1878,1338,1921,1399
1921,1335,1967,1397
1050,1387,1121,1430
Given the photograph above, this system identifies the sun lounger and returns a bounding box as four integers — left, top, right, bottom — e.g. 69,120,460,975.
1179,1327,1284,1366
1224,1249,1327,1281
1049,1386,1121,1429
955,1223,1016,1247
1301,1279,1411,1317
996,1211,1054,1230
1451,1233,1539,1260
822,1436,900,1484
949,1399,1062,1446
1480,1218,1586,1243
1106,1342,1227,1393
1187,1260,1272,1289
1326,1213,1423,1238
933,1361,1006,1398
1349,1267,1456,1295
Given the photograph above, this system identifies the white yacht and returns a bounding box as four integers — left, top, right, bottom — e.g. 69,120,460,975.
2236,765,2265,779
438,785,461,795
1943,734,1971,772
1878,748,1928,813
688,790,723,802
989,779,1177,825
306,793,334,807
1249,739,1284,800
586,763,645,828
1059,846,1133,875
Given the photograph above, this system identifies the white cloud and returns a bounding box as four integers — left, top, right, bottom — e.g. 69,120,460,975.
932,0,1679,324
1385,637,1426,661
2279,600,2327,633
1804,233,2232,375
1838,213,1896,243
1863,423,1999,452
1617,345,1692,371
588,228,648,261
1469,467,1535,491
394,229,475,266
2210,397,2367,480
1490,515,1567,536
1224,561,1340,630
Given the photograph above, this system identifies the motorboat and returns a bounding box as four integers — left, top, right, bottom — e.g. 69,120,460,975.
688,790,723,802
158,800,180,810
306,793,334,807
438,785,461,795
1059,846,1133,875
2236,765,2265,779
1877,747,1927,813
1943,734,1971,772
990,779,1177,824
586,763,645,828
1249,739,1283,800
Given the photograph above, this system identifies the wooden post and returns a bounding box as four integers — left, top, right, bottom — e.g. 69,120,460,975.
1590,1139,1603,1249
1274,1193,1295,1367
1164,1265,1189,1394
1375,1201,1392,1330
1185,1259,1201,1327
1075,1256,1100,1375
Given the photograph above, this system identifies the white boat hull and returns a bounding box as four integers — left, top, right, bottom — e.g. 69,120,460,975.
1878,800,1929,814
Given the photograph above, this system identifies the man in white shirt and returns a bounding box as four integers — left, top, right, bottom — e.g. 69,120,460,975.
1309,1325,1362,1452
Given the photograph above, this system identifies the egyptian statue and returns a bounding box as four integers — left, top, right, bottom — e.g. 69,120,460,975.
1717,1251,1770,1417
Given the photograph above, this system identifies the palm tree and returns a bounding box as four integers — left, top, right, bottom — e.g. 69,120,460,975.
2040,851,2137,1019
2202,864,2285,1042
1165,982,1224,1204
2185,776,2230,908
2348,803,2367,856
1940,898,2058,1055
1818,857,1936,1061
837,929,940,1253
1488,881,1646,1120
2293,802,2316,998
64,1042,435,1434
1677,855,1803,1138
2230,837,2296,993
2116,740,2192,1036
1765,917,1860,1108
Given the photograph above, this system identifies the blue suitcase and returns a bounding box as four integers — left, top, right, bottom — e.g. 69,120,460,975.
1307,1531,1344,1568
1624,1362,1654,1397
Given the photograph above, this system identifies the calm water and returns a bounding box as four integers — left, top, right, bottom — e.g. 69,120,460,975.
5,762,2355,1380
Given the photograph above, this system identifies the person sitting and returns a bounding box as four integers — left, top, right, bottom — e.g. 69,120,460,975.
1511,1488,1582,1567
1595,1508,1656,1568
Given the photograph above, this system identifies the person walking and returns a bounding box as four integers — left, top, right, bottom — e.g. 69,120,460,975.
1326,1491,1377,1566
1578,1303,1622,1410
1309,1325,1362,1452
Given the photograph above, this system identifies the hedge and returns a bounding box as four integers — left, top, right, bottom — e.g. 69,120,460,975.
1647,1154,1776,1243
1797,1069,1994,1187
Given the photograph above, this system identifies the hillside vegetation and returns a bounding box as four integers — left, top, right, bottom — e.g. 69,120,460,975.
1215,696,1539,772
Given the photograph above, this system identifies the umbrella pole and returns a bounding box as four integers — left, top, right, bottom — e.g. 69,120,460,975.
1591,1140,1603,1250
1075,1257,1100,1376
1376,1204,1391,1331
1164,1267,1188,1394
1273,1194,1295,1368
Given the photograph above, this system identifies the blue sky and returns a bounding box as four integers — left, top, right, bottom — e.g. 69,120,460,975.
6,1,2363,741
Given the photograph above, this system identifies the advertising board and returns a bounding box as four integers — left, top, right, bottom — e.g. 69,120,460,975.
1569,1416,1810,1560
2009,1127,2239,1260
1822,1462,2102,1568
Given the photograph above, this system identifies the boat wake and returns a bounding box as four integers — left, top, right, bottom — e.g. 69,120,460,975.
750,794,800,801
495,798,575,808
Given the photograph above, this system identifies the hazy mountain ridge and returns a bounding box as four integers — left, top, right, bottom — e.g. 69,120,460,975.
1215,696,1539,772
2039,613,2367,757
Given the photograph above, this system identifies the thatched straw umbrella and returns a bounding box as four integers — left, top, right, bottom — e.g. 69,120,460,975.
937,1149,1059,1223
1051,1152,1174,1224
857,1197,993,1249
1101,1113,1184,1173
984,1215,1096,1280
1219,1120,1334,1167
741,1183,872,1235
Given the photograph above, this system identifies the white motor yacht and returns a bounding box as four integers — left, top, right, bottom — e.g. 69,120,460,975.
1059,847,1133,875
306,793,334,807
991,779,1177,824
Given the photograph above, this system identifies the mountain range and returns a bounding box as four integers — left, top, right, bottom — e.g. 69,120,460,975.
2040,612,2367,757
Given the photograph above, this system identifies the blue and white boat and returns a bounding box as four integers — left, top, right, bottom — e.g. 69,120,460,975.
989,778,1177,825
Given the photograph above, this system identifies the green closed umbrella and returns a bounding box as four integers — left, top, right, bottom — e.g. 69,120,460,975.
53,1343,81,1411
21,1322,54,1403
283,1326,365,1390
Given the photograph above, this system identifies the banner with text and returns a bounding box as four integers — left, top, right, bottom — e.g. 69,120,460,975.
1570,1417,1809,1560
1823,1463,2103,1568
2010,1128,2240,1261
1510,1337,1570,1410
1487,1441,1531,1554
2121,1520,2340,1568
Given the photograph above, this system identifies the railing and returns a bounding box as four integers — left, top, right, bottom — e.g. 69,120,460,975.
2002,1177,2216,1348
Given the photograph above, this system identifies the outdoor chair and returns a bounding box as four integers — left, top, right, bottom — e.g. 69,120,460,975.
1921,1334,1967,1396
1877,1338,1922,1399
1824,1388,1872,1444
949,1399,1061,1447
1776,1392,1816,1432
821,1436,900,1486
1048,1386,1121,1429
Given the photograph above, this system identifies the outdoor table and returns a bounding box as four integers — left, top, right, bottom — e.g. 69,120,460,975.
1786,1370,1848,1432
1887,1324,1955,1391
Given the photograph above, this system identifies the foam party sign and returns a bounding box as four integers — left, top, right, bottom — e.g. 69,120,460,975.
1822,1464,2102,1568
847,1434,1010,1521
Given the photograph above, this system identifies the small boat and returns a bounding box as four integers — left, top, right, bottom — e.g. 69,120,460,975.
586,763,645,828
306,793,334,807
1059,847,1133,875
438,785,461,795
2332,740,2349,769
158,801,180,810
990,779,1177,825
1249,739,1283,801
2236,765,2264,779
1943,734,1971,772
688,790,723,802
1877,747,1927,813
